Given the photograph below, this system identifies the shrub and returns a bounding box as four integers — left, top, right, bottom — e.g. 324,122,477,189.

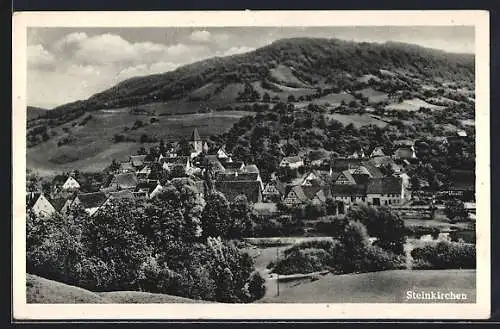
274,247,332,275
248,272,266,300
410,241,475,269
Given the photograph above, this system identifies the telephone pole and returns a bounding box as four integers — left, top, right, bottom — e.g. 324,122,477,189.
276,246,280,296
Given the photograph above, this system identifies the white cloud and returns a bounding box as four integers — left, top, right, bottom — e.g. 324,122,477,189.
189,30,212,42
27,44,56,68
53,32,88,53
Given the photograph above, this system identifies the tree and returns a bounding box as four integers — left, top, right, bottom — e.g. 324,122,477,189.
248,271,266,301
201,192,231,239
444,199,468,222
346,205,406,254
229,195,255,238
287,94,296,103
262,92,271,103
177,138,192,156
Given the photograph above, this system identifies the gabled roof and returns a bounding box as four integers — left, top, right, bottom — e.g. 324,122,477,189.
367,156,395,168
334,170,357,184
108,190,136,202
135,180,158,193
330,158,363,171
130,155,147,167
215,180,262,203
358,162,384,178
191,128,201,141
370,146,386,157
287,185,309,202
51,197,69,212
76,192,108,209
110,173,139,189
243,164,260,174
222,161,245,170
366,177,402,194
26,192,42,208
263,182,281,195
331,184,366,197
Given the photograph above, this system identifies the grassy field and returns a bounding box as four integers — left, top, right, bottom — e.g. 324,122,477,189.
315,92,355,106
327,113,389,128
27,274,208,303
259,269,476,303
385,98,446,112
357,87,389,103
27,109,252,175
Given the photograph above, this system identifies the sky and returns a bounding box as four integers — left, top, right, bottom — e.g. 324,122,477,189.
27,26,474,109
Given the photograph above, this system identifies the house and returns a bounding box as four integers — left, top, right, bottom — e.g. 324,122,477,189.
262,181,282,202
161,156,192,173
222,160,245,174
149,184,164,199
367,156,402,174
72,192,108,216
280,156,304,169
103,190,136,207
348,149,366,159
119,162,135,173
27,193,57,217
283,185,310,206
134,180,159,199
108,172,139,191
200,155,225,174
330,184,367,210
352,162,384,178
61,176,80,190
202,141,209,154
136,165,151,179
129,155,148,169
333,170,357,185
243,164,264,190
393,146,416,160
297,170,333,187
50,197,72,215
370,146,386,158
456,129,468,137
330,158,364,172
217,147,230,160
215,180,262,203
366,177,405,206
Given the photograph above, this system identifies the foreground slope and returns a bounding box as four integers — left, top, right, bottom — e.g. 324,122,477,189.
27,274,207,304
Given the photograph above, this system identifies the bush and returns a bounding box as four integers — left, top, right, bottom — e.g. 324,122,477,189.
248,272,266,300
274,247,332,275
411,241,475,269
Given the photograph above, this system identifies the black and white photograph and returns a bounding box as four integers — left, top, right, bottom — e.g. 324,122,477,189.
12,10,490,320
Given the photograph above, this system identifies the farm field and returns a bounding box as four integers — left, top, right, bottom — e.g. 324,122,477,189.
327,113,389,128
259,269,476,303
357,87,389,103
27,110,253,175
314,91,355,106
385,98,446,112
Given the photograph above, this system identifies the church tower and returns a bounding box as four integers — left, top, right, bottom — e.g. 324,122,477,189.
190,128,203,154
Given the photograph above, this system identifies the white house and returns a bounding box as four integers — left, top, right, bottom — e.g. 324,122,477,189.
279,156,304,169
62,176,80,190
27,193,56,217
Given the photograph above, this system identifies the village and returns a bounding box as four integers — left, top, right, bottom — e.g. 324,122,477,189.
27,126,476,225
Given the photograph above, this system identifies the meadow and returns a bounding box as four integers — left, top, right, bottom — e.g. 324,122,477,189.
27,108,253,175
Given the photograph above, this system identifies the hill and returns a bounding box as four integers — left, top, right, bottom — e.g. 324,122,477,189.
259,269,476,303
39,38,474,121
26,274,207,303
27,106,49,120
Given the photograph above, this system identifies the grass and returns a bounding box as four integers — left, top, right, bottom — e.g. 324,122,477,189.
27,109,252,175
385,98,446,112
27,274,207,304
315,91,355,105
259,269,476,303
327,113,388,128
269,65,311,88
357,87,389,103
